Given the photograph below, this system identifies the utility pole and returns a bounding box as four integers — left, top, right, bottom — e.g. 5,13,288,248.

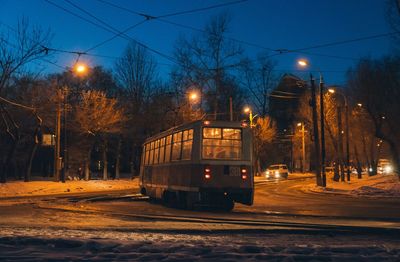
320,76,326,187
229,96,233,121
310,74,322,186
301,123,306,173
337,106,345,182
61,87,68,183
345,103,351,182
54,91,61,182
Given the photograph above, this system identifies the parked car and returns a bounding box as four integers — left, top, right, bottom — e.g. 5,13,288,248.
265,164,289,179
377,159,393,174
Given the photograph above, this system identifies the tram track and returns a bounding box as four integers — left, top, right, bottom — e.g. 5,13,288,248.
33,200,400,237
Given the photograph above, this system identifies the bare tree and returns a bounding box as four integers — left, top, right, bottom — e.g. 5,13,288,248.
173,14,244,119
240,55,278,116
348,57,400,179
252,116,277,175
0,19,51,183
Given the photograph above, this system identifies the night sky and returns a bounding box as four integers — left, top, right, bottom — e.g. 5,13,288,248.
0,0,393,86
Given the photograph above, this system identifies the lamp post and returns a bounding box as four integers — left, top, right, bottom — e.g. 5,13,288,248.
55,62,89,182
244,106,257,128
298,59,325,187
297,122,306,173
328,88,351,182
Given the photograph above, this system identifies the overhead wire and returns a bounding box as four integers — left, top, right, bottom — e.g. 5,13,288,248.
93,0,365,61
45,0,178,64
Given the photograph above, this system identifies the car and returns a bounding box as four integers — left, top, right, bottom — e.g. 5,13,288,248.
265,164,289,179
377,159,393,175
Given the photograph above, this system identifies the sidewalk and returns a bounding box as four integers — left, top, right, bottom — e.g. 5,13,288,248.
304,174,400,197
0,178,139,198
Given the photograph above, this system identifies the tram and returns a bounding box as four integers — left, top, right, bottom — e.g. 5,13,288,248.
139,120,253,210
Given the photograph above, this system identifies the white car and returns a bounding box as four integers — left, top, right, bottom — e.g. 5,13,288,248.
377,159,393,174
265,164,289,179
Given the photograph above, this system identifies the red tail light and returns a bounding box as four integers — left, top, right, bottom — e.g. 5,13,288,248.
204,166,211,179
241,166,247,180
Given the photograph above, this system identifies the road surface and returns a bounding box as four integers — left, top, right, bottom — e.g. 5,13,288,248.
1,176,399,260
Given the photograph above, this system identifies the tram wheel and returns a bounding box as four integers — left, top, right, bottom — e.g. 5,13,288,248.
221,198,234,211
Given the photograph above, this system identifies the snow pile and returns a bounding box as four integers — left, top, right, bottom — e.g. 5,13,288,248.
306,174,400,197
0,179,139,198
0,229,399,261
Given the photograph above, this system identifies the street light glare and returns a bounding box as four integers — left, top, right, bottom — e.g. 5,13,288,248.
244,107,251,114
75,63,87,75
328,88,335,94
190,93,198,100
297,60,308,67
297,122,302,127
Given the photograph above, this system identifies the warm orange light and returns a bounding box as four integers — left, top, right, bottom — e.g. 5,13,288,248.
297,122,302,127
74,63,88,75
297,59,308,67
357,103,362,107
190,93,197,100
243,107,251,114
328,88,335,94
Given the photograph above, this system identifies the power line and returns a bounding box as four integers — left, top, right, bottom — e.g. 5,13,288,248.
93,0,365,61
95,0,248,20
294,31,400,52
0,96,36,111
45,0,178,64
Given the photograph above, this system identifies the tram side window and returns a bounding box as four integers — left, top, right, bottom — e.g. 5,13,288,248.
165,135,172,163
144,144,150,165
154,139,160,164
159,137,165,164
171,131,182,161
202,127,242,160
149,141,154,164
181,129,193,160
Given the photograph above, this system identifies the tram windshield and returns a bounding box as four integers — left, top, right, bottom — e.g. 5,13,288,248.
202,127,242,160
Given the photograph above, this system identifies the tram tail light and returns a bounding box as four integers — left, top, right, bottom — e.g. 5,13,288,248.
241,166,247,180
204,166,211,179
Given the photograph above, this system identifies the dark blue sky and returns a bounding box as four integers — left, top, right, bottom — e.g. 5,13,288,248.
0,0,394,85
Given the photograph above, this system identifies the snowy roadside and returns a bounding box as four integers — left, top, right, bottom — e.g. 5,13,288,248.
302,174,400,197
0,178,139,198
0,227,399,261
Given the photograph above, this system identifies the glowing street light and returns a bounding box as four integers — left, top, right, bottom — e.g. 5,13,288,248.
243,106,257,128
328,88,335,94
297,59,308,67
297,58,326,187
74,63,88,76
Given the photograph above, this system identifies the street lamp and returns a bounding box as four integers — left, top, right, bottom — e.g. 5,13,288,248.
297,122,306,173
298,58,326,187
55,62,89,182
74,63,88,76
243,106,257,128
328,87,351,182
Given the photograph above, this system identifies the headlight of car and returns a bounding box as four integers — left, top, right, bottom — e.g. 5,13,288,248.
274,171,280,178
384,166,392,173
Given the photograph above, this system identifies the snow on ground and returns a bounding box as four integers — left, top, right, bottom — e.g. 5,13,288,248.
303,174,400,197
0,178,139,198
0,227,399,261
